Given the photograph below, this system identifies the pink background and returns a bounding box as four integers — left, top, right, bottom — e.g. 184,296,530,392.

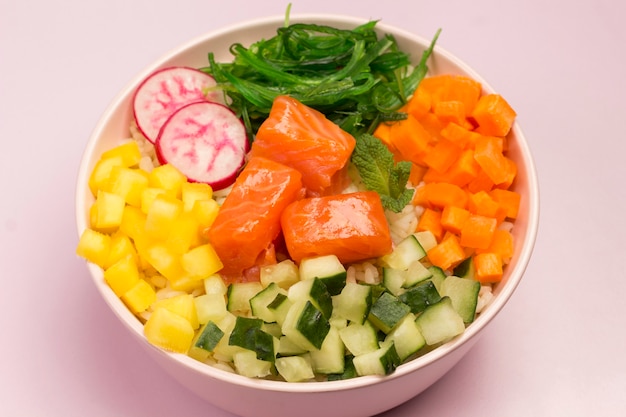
1,0,624,416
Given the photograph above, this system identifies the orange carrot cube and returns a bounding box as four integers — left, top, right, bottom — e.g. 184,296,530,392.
471,94,517,137
440,205,471,234
474,252,503,284
427,234,466,271
460,214,497,249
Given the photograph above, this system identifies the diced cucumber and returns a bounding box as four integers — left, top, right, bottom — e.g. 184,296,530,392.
382,267,405,296
352,341,401,376
277,335,308,356
398,280,442,314
227,282,263,314
228,316,275,362
415,297,466,345
262,322,282,338
327,355,357,381
368,291,411,334
428,265,446,294
384,314,425,362
188,320,224,362
233,350,273,378
249,282,286,323
453,256,475,280
212,312,246,362
299,255,347,296
332,282,372,324
414,230,437,252
338,320,379,356
282,300,331,351
441,275,481,323
204,274,228,295
380,234,426,270
288,277,332,320
194,293,227,325
260,259,300,289
403,260,433,288
275,354,315,382
267,292,292,327
309,327,345,374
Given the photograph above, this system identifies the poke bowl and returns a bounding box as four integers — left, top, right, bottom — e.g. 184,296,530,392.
75,12,539,417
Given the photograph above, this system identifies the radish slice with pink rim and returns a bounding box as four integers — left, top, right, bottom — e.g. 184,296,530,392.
133,66,225,143
155,101,248,190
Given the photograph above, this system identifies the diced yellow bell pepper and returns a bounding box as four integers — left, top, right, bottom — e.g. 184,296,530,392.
140,187,167,214
94,190,126,231
148,164,187,198
151,294,199,330
144,307,195,353
76,228,111,268
122,279,155,314
100,141,142,167
140,243,185,282
104,254,140,297
181,244,224,279
88,155,124,195
167,212,203,254
169,274,206,293
109,166,149,207
181,182,213,211
119,205,147,241
145,193,183,240
192,199,220,229
105,231,137,269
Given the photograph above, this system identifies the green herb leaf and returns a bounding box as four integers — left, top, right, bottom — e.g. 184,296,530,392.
351,134,414,213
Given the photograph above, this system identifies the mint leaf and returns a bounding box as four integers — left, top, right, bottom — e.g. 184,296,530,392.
351,134,414,213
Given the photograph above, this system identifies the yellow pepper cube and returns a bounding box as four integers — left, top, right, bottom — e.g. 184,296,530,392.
149,164,187,198
141,243,185,282
192,199,220,228
119,205,147,241
167,212,203,254
145,194,183,240
169,274,206,293
100,141,142,167
122,279,156,314
76,228,111,268
94,190,126,231
144,307,195,353
152,294,199,330
104,254,140,297
109,166,149,207
140,187,167,214
181,244,224,279
88,155,124,195
105,231,137,269
181,182,213,212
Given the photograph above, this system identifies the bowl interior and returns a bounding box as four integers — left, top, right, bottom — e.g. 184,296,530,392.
76,12,539,405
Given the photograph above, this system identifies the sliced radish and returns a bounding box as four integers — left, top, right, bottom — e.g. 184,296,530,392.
132,66,225,143
155,101,248,190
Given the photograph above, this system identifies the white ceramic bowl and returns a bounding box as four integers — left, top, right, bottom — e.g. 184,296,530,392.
76,14,539,417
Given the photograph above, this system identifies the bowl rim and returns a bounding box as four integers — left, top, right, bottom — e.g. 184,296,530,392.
76,12,540,394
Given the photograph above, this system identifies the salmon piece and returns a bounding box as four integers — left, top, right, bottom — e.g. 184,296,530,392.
250,95,356,196
280,191,393,264
207,156,304,279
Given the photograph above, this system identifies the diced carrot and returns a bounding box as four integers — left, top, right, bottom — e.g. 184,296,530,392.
440,205,470,234
406,86,432,120
471,93,517,137
422,166,449,184
422,138,463,174
489,188,521,219
373,121,393,148
476,229,514,262
419,75,482,116
495,157,517,189
389,114,433,165
409,163,428,186
440,122,481,149
459,214,497,249
417,208,444,241
439,149,480,188
419,112,445,140
473,135,510,185
468,191,501,218
427,234,466,271
422,182,468,209
412,185,429,207
432,100,466,125
473,252,503,284
466,168,495,193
